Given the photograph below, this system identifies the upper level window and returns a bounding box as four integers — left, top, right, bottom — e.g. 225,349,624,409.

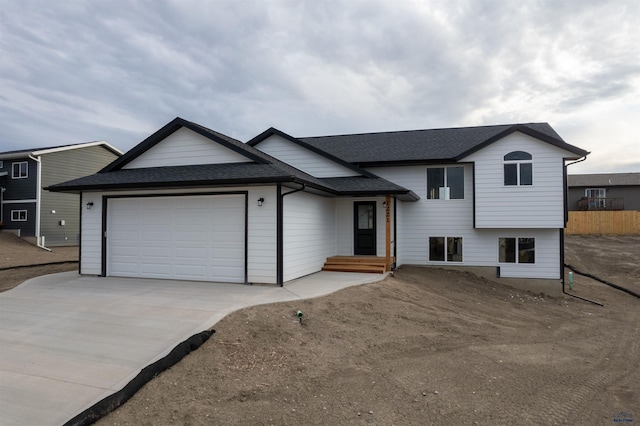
585,188,606,199
11,210,27,222
0,160,4,169
12,161,28,179
427,166,464,199
503,151,532,186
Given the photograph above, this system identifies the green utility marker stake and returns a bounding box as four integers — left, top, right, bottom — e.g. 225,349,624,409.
569,271,574,290
296,310,304,325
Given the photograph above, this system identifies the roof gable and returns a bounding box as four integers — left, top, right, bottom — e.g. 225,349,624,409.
122,127,252,169
103,117,268,172
248,128,368,178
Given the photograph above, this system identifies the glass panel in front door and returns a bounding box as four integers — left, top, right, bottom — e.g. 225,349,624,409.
358,204,374,230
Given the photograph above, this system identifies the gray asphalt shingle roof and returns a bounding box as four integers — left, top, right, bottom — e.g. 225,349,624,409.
300,123,586,165
47,118,587,202
48,118,416,199
568,173,640,187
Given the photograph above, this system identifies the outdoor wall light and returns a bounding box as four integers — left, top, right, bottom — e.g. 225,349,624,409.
86,202,94,210
257,197,264,206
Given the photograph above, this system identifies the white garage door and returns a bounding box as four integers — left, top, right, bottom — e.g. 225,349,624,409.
107,194,245,283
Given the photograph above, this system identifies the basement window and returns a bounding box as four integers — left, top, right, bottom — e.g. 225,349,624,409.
429,237,463,262
498,237,535,264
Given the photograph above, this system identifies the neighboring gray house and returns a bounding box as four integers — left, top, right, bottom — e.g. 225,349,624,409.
0,142,122,247
49,117,589,295
567,173,640,211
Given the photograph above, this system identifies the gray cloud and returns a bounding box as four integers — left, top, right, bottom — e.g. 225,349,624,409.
1,0,638,173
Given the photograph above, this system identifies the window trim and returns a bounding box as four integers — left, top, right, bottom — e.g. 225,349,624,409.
498,237,535,264
503,152,532,186
12,161,28,179
585,188,606,198
429,236,463,262
11,210,28,222
0,160,4,169
426,166,465,200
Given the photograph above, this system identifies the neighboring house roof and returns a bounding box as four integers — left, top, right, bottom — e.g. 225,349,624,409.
48,117,419,201
0,141,123,159
568,172,640,187
298,123,588,166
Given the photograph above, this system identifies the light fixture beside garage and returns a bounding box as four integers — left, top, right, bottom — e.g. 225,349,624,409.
257,197,264,206
86,202,94,210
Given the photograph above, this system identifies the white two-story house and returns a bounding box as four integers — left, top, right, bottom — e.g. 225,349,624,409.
49,117,588,295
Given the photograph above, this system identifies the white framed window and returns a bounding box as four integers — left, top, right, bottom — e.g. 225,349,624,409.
0,160,4,169
12,161,28,179
498,237,535,264
11,210,27,222
429,236,463,262
503,151,532,186
427,166,464,199
585,188,606,198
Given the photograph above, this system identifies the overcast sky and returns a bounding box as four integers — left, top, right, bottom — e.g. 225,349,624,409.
1,0,638,173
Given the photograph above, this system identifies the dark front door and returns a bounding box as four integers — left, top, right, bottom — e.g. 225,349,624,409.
354,201,376,255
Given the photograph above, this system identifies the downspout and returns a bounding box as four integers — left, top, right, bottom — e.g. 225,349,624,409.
28,154,51,251
277,183,306,287
393,196,397,269
561,155,601,305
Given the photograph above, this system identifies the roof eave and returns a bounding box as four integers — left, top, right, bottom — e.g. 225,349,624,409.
46,176,299,193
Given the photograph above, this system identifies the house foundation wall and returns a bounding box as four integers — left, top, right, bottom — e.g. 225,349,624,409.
417,265,562,297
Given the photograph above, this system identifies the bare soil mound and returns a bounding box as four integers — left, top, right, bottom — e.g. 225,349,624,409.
97,263,638,425
0,233,78,292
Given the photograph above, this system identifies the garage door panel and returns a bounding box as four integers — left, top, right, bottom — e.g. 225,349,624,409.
108,194,245,283
139,264,173,278
174,247,207,260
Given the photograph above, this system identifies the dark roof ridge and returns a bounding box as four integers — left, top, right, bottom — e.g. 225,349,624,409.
299,122,546,140
247,127,379,178
0,140,122,157
101,117,269,172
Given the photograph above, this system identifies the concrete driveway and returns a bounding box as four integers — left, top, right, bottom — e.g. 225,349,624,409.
0,271,384,426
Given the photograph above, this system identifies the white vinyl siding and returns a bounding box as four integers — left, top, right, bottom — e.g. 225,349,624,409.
123,127,250,169
255,135,360,177
282,192,336,282
80,186,278,284
367,165,473,265
463,132,574,228
367,164,560,279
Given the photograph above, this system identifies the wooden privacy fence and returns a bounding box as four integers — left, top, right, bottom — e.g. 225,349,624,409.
566,211,640,235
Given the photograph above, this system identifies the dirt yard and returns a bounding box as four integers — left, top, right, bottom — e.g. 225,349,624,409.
1,234,638,425
0,233,78,292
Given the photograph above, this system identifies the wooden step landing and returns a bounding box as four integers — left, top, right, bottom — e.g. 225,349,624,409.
322,256,394,274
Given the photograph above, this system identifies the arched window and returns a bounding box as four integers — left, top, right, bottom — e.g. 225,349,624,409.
504,151,532,186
